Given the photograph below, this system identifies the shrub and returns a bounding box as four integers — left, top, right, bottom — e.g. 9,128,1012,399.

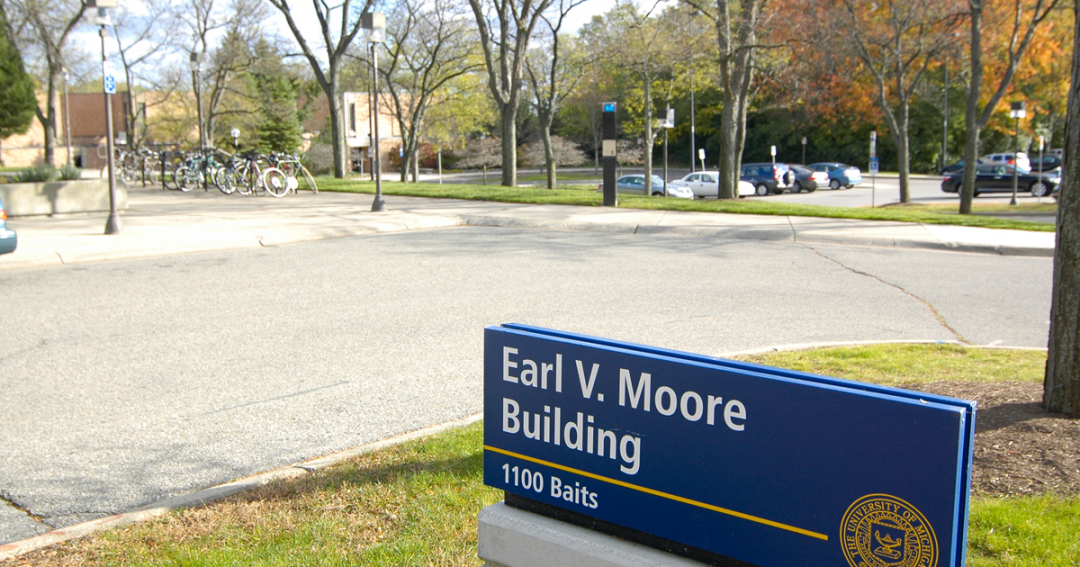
58,163,81,181
13,164,57,183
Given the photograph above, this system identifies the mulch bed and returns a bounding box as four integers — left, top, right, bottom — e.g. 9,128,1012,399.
904,381,1080,497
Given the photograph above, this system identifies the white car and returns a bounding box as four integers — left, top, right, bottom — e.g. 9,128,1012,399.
669,171,755,198
981,152,1031,173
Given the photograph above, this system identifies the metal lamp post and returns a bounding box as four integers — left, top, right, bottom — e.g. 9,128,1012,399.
1009,101,1026,206
90,0,121,234
363,12,386,212
189,52,206,191
62,68,73,166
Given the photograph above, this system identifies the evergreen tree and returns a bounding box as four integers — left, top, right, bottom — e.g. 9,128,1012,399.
0,3,37,162
249,40,302,154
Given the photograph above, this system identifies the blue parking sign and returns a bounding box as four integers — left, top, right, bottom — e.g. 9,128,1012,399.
869,157,880,174
103,61,117,94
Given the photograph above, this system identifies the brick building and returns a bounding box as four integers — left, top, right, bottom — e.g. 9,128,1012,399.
2,89,401,173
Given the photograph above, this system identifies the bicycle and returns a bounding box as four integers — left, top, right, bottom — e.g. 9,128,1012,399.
274,153,318,194
234,152,288,197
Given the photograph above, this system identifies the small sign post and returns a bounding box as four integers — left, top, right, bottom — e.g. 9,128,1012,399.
602,102,617,207
697,148,705,172
1009,101,1027,206
870,131,878,207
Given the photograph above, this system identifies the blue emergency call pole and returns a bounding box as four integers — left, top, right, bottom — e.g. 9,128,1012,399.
91,0,121,235
602,103,617,207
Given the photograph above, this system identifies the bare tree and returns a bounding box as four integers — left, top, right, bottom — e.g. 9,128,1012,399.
834,0,960,203
467,0,555,187
112,0,172,148
267,0,374,178
957,0,1061,214
370,0,481,182
525,0,585,189
7,0,88,166
177,0,269,149
1044,0,1080,417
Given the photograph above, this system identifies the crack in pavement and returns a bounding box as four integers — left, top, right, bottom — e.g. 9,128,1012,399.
804,244,970,344
0,493,47,526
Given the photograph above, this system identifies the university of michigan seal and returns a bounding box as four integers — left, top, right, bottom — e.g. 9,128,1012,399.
841,494,938,567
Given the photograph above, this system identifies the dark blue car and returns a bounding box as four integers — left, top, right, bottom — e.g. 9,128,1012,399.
0,196,16,255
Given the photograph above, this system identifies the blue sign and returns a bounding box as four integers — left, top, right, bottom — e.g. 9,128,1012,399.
103,61,117,95
870,157,880,174
603,102,616,113
484,325,974,567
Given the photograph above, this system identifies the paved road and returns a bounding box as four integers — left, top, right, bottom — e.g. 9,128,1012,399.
0,219,1051,545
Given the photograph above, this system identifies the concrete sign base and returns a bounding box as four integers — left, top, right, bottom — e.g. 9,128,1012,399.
478,502,708,567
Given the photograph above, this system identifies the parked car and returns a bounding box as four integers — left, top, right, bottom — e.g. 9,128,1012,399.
1031,155,1062,173
788,164,826,193
807,162,863,190
602,174,692,198
941,163,1060,197
740,163,795,195
0,196,17,255
669,171,754,198
981,152,1031,172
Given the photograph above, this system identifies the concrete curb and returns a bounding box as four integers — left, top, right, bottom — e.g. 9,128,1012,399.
460,214,1054,257
0,413,482,561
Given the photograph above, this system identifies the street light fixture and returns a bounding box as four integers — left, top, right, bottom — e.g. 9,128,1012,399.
1009,101,1026,206
89,0,121,234
363,11,387,212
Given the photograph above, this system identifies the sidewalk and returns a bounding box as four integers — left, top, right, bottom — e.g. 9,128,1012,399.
0,186,1055,271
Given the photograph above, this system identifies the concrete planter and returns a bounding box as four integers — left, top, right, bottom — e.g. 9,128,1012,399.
0,178,126,217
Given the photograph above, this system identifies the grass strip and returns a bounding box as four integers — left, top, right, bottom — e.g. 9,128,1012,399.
737,343,1047,385
10,345,1070,566
316,177,1055,232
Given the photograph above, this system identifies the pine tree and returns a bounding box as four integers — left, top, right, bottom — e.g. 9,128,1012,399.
249,40,302,155
0,4,38,164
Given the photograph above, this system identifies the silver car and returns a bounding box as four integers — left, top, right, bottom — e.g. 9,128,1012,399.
669,171,754,198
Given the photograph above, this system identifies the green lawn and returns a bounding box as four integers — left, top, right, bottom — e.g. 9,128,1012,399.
316,176,1055,232
10,345,1073,567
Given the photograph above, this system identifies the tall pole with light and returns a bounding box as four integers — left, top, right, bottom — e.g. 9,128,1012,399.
189,52,206,191
363,11,386,212
90,0,121,234
1009,101,1026,206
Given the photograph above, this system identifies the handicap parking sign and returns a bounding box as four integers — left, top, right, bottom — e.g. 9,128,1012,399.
103,61,117,94
869,157,879,174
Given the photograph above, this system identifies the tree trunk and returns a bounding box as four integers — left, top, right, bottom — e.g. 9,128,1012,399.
44,75,58,166
540,117,556,189
500,103,517,186
958,3,982,216
717,92,739,199
1044,0,1080,417
643,78,653,196
327,87,347,178
896,100,911,203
